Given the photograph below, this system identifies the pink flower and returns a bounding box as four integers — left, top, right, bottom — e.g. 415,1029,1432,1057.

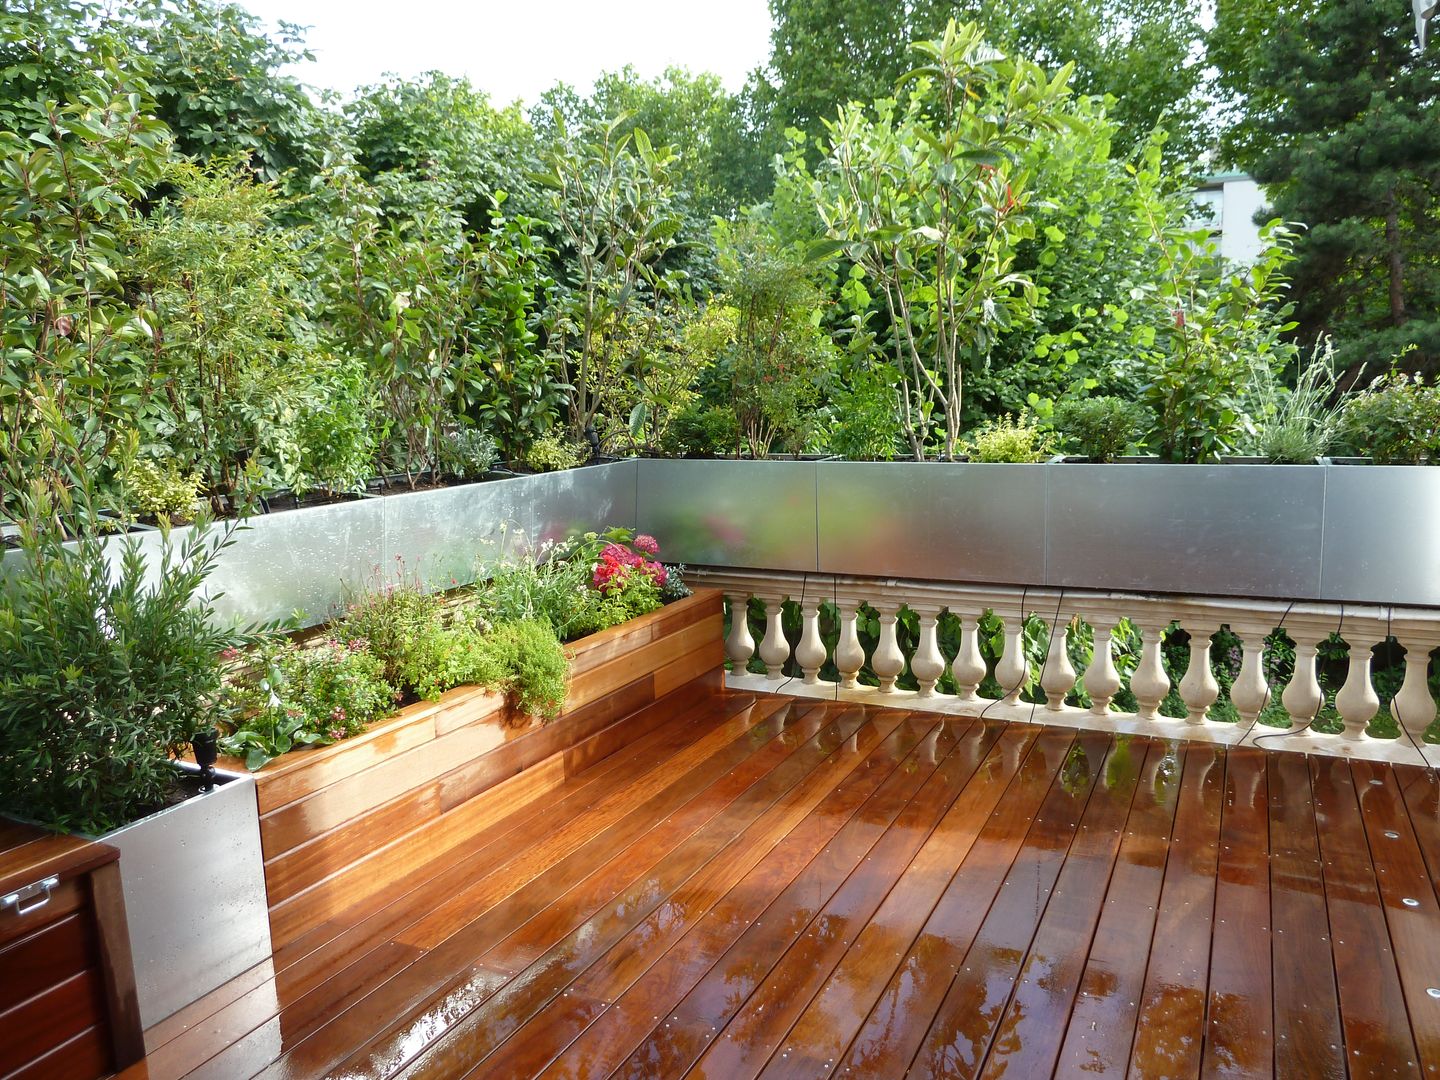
330,706,347,722
219,647,239,661
634,534,659,555
328,728,345,740
1173,308,1185,328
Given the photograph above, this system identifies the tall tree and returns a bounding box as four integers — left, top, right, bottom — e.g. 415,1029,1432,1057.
1217,0,1440,374
763,0,1212,166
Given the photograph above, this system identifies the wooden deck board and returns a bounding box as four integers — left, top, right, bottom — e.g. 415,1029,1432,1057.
127,688,1439,1079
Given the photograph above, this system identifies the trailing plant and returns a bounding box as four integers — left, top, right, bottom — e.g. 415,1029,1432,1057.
221,637,398,769
469,618,569,720
964,413,1056,463
1052,396,1151,461
1340,370,1440,464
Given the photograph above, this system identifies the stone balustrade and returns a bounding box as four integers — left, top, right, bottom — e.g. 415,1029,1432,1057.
690,568,1440,767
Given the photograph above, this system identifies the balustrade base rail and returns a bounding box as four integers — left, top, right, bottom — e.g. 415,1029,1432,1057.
692,568,1440,770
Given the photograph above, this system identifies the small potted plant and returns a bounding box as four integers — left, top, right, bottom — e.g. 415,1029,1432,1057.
1051,396,1154,462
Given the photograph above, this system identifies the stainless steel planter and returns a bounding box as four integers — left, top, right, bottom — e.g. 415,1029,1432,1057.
1,463,641,629
101,765,270,1029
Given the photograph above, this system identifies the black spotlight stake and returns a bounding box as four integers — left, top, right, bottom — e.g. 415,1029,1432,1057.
192,728,219,793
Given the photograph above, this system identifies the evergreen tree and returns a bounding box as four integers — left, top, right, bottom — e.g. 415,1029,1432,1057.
1220,0,1440,375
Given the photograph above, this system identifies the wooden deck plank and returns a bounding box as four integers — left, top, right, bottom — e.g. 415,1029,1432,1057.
1351,758,1440,1074
474,716,946,1078
393,705,901,1078
1051,739,1183,1080
1311,755,1422,1079
606,719,1013,1080
897,730,1114,1080
120,688,1440,1080
1126,741,1226,1080
530,721,983,1080
975,736,1160,1080
252,695,818,1080
1265,751,1346,1080
683,726,1072,1080
1201,745,1274,1080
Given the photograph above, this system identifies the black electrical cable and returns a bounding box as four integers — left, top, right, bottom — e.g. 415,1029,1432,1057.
1251,600,1331,748
979,585,1030,723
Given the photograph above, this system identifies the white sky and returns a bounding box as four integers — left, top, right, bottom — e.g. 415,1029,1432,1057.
239,0,775,107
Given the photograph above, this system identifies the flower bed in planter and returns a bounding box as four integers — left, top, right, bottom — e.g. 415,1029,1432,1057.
239,588,723,949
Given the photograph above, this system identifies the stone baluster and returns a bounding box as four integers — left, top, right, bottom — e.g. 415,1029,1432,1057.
724,594,756,673
1131,621,1172,721
1280,635,1324,728
1040,618,1077,711
911,605,947,697
995,612,1028,706
951,612,987,702
1228,624,1272,727
795,598,827,685
1083,617,1121,717
757,595,791,680
1334,636,1379,741
834,601,865,689
871,602,906,693
1392,635,1438,744
1177,621,1221,724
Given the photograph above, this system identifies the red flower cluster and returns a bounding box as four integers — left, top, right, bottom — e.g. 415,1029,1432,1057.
592,541,667,595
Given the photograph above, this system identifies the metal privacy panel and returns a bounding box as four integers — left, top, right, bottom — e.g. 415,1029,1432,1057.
1046,463,1325,598
636,459,818,572
1320,465,1440,606
816,462,1047,583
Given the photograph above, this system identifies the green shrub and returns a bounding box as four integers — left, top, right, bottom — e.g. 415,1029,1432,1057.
660,403,741,457
964,413,1057,463
1052,397,1150,462
125,458,203,523
221,638,399,769
475,619,569,720
0,503,243,833
524,432,587,472
828,366,900,461
1340,372,1440,463
335,577,446,689
439,427,499,479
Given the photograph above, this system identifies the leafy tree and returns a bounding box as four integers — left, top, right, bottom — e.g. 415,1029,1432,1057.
347,72,545,229
539,115,684,442
0,58,171,519
127,0,327,188
1215,0,1440,375
763,0,1212,166
534,65,766,218
806,21,1076,459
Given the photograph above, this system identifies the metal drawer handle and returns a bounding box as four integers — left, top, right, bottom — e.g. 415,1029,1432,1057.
2,876,59,916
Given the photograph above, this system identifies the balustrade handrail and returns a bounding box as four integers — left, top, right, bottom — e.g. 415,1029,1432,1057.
689,566,1440,767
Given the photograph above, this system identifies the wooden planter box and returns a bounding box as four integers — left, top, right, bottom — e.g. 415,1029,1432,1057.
237,589,723,949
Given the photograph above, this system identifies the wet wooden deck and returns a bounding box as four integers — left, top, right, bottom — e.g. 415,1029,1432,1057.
122,687,1440,1079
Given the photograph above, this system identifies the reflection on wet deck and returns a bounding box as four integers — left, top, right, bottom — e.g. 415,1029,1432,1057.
123,688,1440,1078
